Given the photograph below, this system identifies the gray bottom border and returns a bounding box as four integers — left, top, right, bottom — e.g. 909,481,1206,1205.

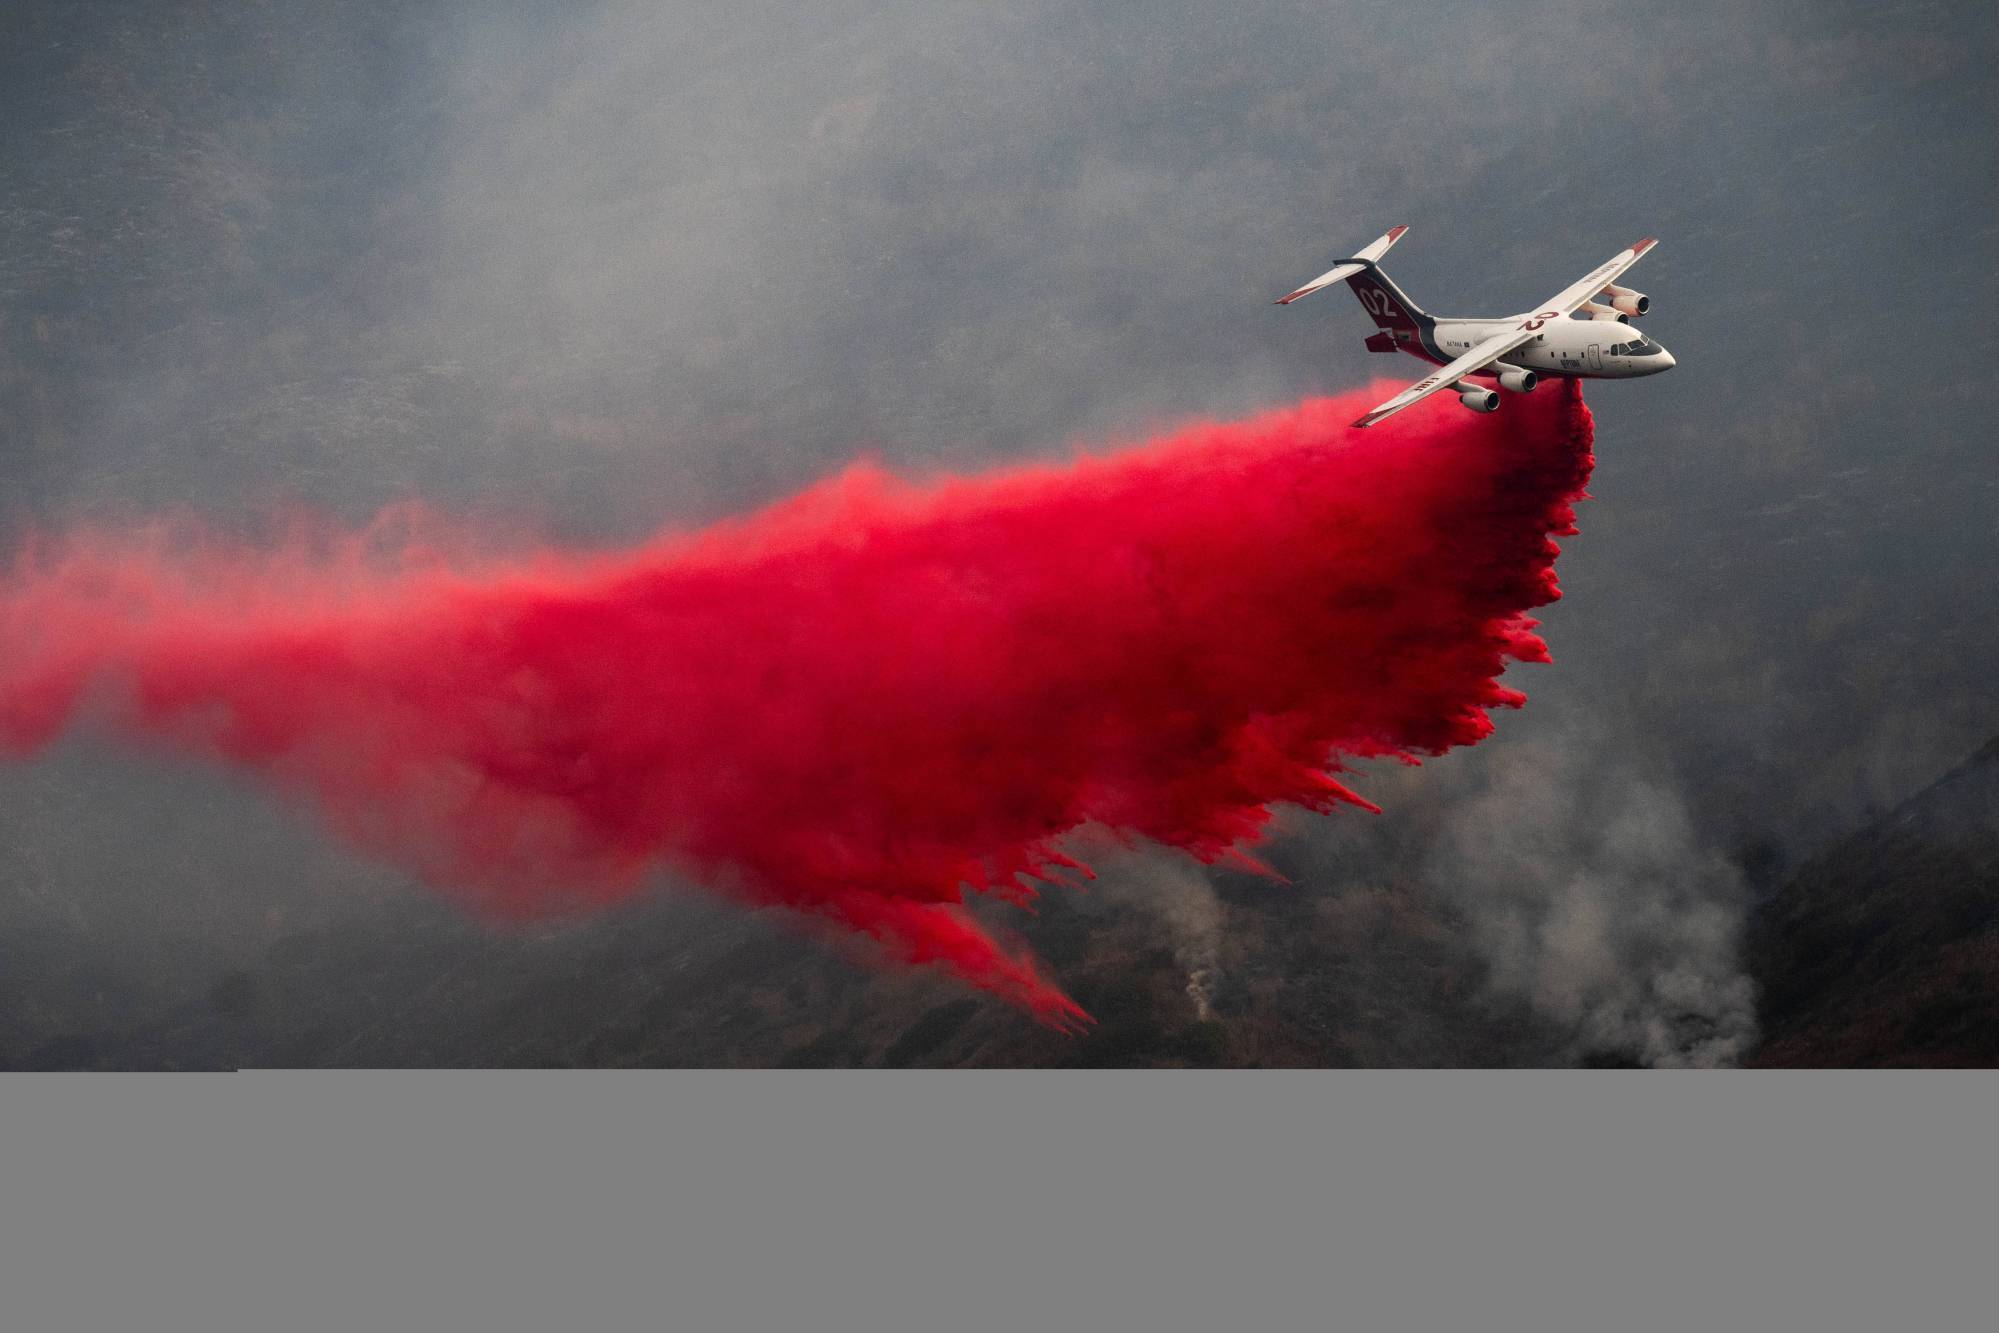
6,1070,1995,1332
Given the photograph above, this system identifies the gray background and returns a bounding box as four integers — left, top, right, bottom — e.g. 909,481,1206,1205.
7,1072,1999,1331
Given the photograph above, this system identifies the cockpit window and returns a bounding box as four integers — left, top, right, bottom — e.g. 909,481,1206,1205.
1623,336,1665,357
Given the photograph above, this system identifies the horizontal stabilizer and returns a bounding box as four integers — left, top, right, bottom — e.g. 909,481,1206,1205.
1275,224,1408,304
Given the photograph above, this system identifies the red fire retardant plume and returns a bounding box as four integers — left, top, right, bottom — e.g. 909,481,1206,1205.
0,383,1594,1026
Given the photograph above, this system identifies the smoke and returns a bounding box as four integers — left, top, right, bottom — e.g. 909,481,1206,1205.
1085,845,1226,1021
1422,728,1758,1066
0,383,1593,1026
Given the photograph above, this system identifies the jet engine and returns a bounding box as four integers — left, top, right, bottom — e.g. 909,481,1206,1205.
1602,283,1650,317
1494,365,1537,393
1455,384,1500,413
1576,300,1630,323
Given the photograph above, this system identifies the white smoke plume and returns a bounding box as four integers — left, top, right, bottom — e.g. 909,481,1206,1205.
1088,848,1226,1022
1422,729,1758,1067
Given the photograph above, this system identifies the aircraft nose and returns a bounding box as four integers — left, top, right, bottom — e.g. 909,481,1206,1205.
1653,347,1676,372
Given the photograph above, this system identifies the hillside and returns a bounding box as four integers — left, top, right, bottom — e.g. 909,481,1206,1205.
1749,736,1999,1066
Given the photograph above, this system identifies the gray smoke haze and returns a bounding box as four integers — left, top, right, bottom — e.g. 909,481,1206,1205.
1085,848,1226,1023
3,0,1996,1065
1419,731,1757,1067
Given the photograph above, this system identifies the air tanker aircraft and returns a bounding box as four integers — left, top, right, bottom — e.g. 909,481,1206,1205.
1276,227,1673,428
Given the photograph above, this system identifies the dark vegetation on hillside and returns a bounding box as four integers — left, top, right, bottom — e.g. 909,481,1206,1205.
15,732,1999,1069
1749,736,1999,1067
0,845,1572,1070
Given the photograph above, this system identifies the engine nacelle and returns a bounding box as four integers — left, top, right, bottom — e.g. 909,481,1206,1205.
1576,300,1630,323
1455,384,1500,413
1603,283,1650,317
1494,365,1537,394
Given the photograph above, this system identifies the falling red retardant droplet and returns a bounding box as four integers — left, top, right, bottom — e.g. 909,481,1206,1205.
0,382,1595,1028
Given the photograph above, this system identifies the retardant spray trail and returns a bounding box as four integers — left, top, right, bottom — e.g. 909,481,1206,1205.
0,383,1594,1026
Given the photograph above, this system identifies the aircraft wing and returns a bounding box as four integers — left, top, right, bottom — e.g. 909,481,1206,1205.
1274,224,1408,304
1350,325,1539,429
1538,237,1658,319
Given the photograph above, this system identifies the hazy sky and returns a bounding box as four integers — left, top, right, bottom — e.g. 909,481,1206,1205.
3,0,1994,1064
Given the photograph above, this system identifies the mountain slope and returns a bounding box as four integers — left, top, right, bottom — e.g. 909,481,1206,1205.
1749,736,1999,1066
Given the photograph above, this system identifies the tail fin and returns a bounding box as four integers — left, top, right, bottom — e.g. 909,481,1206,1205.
1343,265,1430,336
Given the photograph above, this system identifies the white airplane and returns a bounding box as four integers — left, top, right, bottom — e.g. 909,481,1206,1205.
1275,226,1674,428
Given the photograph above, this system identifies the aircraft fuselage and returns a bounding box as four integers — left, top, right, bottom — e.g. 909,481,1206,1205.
1412,318,1675,380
